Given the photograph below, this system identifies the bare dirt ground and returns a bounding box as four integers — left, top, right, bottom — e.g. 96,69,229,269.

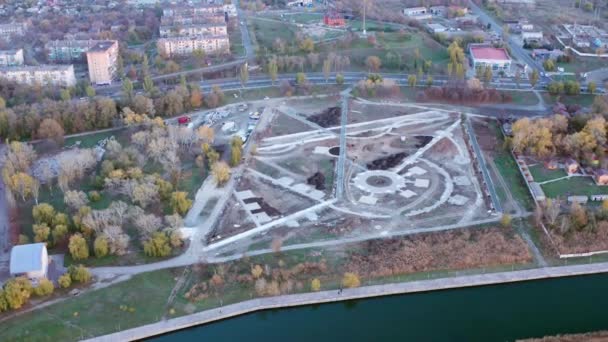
205,98,495,256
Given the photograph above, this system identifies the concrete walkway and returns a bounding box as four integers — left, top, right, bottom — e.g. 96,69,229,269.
87,260,608,342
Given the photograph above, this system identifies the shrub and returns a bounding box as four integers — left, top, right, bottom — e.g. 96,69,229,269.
69,265,92,283
88,191,101,202
33,278,54,296
58,274,72,288
341,272,361,288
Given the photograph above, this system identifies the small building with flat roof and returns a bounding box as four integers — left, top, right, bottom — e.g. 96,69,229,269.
469,44,512,72
10,243,49,282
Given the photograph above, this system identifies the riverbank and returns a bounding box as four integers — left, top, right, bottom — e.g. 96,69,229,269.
87,261,608,342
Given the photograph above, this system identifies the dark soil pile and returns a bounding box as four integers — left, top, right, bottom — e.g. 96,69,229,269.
307,172,326,190
308,107,341,127
367,152,408,170
244,197,281,217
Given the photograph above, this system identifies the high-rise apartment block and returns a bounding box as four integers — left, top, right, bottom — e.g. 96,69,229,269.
86,40,119,85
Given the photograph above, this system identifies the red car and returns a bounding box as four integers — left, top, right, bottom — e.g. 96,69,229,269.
177,116,191,125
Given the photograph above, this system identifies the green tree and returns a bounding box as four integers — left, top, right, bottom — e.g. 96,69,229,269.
299,38,314,53
85,86,96,98
588,81,597,94
268,60,278,85
426,76,434,87
341,272,361,288
408,74,417,88
60,89,71,101
52,224,68,243
3,277,32,309
32,203,55,225
212,161,231,186
69,265,91,283
58,274,72,288
529,70,539,88
33,278,54,296
240,63,249,88
143,75,155,94
68,233,89,260
500,214,512,228
311,278,321,291
170,191,192,215
143,232,172,257
483,65,493,84
141,54,150,79
122,78,134,102
94,235,109,258
33,223,50,243
322,59,331,83
336,73,344,85
296,72,307,86
231,145,242,167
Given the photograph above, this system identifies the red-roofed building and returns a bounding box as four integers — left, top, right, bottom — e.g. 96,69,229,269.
469,44,512,72
324,11,345,27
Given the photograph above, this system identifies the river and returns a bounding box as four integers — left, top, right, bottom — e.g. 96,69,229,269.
150,274,608,341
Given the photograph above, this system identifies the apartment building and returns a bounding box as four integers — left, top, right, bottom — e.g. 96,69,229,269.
0,23,26,40
86,40,119,85
157,36,229,58
0,64,76,87
162,4,224,17
0,49,24,67
45,40,104,63
160,13,226,26
159,23,228,38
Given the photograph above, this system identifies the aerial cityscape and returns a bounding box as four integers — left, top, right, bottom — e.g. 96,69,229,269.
0,0,607,340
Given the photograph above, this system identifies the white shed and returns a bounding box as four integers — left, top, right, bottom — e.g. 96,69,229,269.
9,243,49,281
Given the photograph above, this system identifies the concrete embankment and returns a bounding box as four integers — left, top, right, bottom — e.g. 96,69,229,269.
86,261,608,342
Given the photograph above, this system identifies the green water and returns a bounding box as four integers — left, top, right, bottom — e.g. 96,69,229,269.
150,274,608,341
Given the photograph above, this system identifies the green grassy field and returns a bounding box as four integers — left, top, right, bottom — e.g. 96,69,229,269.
541,93,597,107
0,269,179,341
528,164,567,183
506,91,540,106
541,176,608,198
488,122,535,210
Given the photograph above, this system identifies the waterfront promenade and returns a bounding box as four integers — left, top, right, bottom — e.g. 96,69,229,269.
87,261,608,341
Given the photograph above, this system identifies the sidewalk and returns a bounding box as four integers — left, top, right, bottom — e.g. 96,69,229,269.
87,260,608,341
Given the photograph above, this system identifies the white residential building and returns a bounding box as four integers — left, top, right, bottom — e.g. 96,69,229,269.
0,64,76,86
159,24,228,38
157,35,230,57
0,49,24,66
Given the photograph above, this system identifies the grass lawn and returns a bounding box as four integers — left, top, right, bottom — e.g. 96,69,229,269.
541,176,608,198
228,26,244,57
505,91,540,106
248,17,296,51
542,93,598,107
528,164,567,183
489,124,535,210
0,269,180,341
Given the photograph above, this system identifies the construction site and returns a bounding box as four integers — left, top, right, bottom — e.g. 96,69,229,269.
204,96,498,257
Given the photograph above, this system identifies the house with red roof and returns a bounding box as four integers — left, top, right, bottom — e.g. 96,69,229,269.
469,44,512,73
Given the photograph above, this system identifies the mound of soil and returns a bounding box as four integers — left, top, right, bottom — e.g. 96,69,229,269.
367,152,408,170
414,136,433,148
308,107,341,127
244,197,281,217
307,172,326,190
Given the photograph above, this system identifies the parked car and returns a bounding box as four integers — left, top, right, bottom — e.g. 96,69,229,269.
177,116,191,125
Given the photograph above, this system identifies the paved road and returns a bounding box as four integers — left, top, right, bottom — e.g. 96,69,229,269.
468,0,551,83
234,0,255,60
464,117,502,212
